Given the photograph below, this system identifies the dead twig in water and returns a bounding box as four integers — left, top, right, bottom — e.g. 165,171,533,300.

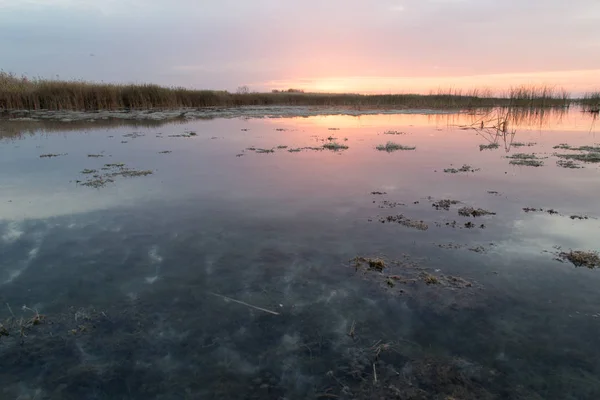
348,320,356,339
208,292,280,315
373,363,377,385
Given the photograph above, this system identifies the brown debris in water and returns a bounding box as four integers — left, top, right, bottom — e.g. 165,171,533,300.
558,250,600,269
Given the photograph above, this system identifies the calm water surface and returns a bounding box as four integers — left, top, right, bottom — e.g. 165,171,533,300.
1,109,599,399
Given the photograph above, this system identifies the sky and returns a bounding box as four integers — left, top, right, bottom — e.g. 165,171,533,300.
1,0,599,94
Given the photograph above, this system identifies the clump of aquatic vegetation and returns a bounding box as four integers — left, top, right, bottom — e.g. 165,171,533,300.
39,153,67,158
432,199,460,210
322,142,349,151
77,162,152,188
443,164,479,173
556,159,583,169
0,72,576,111
255,148,275,154
479,143,499,151
379,214,428,230
458,207,496,217
511,142,536,147
558,250,600,269
554,152,600,164
0,305,45,340
375,142,416,152
506,153,544,167
383,130,406,135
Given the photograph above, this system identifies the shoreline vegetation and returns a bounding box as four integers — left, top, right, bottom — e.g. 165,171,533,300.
1,72,599,112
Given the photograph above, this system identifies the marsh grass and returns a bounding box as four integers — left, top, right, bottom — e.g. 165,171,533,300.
581,92,600,112
376,142,416,152
0,72,577,111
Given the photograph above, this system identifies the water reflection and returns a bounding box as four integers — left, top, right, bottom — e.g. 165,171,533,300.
1,108,599,399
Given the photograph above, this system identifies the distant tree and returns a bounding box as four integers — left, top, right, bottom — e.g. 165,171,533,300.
286,88,304,93
271,89,280,93
236,85,250,94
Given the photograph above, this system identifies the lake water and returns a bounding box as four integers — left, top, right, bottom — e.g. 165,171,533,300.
1,108,599,399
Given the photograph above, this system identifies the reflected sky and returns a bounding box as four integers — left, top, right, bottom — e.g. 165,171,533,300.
1,110,600,398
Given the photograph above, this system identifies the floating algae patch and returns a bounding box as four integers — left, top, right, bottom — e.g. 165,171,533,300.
556,159,583,169
512,142,537,147
557,250,600,269
39,153,67,158
379,214,428,230
553,144,600,152
383,130,406,136
322,142,349,151
506,153,545,167
158,150,172,154
375,141,416,152
458,207,496,217
432,199,460,210
554,152,600,163
87,154,104,158
444,164,479,173
255,148,275,154
77,162,152,188
479,143,499,151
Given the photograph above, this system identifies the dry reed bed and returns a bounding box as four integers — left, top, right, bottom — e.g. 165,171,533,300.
0,72,579,111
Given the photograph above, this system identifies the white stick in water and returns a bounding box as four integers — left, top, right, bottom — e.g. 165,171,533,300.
208,292,280,315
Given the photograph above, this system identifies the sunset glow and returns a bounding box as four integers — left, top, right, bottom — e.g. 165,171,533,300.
1,0,599,93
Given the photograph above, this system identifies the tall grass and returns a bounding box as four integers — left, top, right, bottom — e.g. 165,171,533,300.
0,71,580,111
580,92,600,112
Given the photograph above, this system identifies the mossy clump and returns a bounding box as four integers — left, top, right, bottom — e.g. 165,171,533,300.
479,143,499,151
255,148,275,154
506,153,544,167
444,164,479,173
422,272,440,285
287,148,302,153
512,142,536,147
322,142,349,151
432,199,460,210
555,152,600,163
276,145,288,149
352,256,386,272
458,207,496,217
376,141,416,152
556,159,583,169
383,130,406,135
40,153,66,158
380,214,428,230
559,250,600,269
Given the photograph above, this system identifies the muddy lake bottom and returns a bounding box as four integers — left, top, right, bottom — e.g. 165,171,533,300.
1,108,600,399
